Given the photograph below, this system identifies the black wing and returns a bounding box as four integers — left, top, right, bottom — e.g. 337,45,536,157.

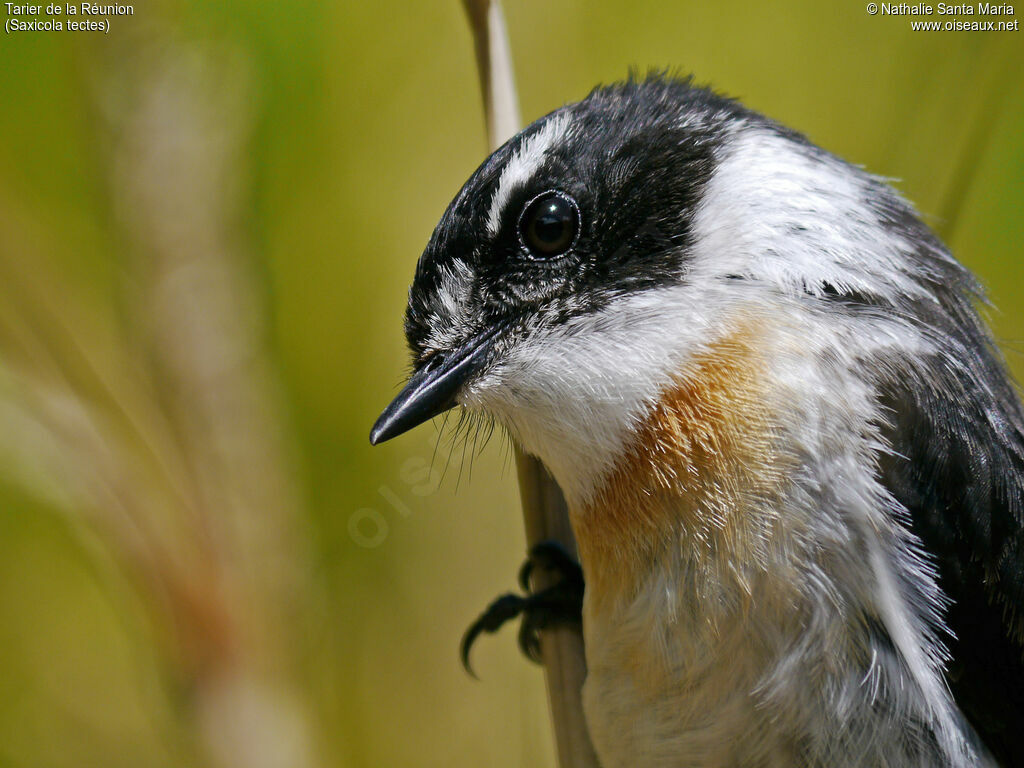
878,309,1024,766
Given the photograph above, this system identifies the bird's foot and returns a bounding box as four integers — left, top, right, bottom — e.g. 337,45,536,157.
460,540,584,675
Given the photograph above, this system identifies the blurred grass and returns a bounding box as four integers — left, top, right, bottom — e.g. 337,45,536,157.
0,1,1020,767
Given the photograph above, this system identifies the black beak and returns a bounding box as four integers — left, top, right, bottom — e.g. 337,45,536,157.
369,326,501,445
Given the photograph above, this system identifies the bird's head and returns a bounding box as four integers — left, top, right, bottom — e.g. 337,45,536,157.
371,74,959,507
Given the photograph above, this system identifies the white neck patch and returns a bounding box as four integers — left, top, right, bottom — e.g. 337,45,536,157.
687,126,949,305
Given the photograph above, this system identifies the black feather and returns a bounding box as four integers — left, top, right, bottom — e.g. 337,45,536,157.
868,207,1024,764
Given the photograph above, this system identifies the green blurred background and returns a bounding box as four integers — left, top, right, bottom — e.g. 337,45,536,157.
0,1,1020,766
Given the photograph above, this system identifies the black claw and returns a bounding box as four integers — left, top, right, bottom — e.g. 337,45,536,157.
461,540,585,676
517,556,534,593
461,593,528,676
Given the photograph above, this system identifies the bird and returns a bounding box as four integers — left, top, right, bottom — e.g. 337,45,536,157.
369,74,1024,768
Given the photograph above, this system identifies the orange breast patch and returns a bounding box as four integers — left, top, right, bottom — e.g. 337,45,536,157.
572,326,788,613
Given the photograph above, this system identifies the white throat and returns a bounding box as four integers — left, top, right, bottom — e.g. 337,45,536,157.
460,284,750,506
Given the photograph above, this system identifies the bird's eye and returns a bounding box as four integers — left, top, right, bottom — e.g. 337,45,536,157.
518,192,580,258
